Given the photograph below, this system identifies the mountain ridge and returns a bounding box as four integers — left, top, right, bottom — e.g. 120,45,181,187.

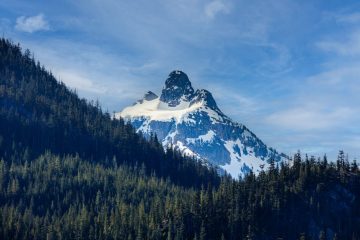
116,70,288,177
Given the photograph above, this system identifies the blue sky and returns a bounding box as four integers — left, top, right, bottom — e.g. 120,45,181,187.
1,0,360,160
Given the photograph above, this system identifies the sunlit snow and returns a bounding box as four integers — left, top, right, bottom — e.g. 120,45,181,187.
117,97,203,123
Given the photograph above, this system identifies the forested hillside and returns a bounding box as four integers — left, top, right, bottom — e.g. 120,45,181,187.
0,38,359,239
0,38,220,189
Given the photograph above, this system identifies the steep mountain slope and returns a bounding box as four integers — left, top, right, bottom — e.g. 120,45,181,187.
0,38,220,188
116,70,288,177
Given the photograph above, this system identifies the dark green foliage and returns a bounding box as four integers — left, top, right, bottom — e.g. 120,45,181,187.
0,38,359,239
0,151,358,239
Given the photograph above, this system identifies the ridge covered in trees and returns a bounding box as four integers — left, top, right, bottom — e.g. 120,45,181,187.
0,38,359,239
0,38,220,189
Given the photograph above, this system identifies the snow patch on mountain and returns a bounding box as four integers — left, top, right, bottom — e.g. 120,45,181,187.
222,139,269,177
187,130,216,144
117,97,203,124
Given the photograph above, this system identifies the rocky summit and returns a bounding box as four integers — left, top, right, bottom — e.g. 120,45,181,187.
115,70,288,177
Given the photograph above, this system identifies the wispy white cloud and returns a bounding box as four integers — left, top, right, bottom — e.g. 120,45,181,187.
204,0,230,19
209,84,260,114
15,14,49,33
317,30,360,56
266,107,354,131
307,65,360,86
57,70,107,94
18,38,165,111
335,12,360,24
257,11,360,159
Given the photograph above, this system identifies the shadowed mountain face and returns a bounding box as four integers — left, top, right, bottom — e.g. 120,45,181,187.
116,70,288,177
160,70,195,107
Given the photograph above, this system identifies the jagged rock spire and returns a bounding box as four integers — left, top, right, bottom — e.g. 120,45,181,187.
160,70,195,107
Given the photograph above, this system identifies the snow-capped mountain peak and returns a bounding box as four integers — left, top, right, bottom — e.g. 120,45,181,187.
116,71,288,178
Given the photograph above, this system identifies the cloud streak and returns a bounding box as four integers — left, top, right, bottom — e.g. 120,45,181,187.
15,14,50,33
266,107,354,131
335,12,360,24
204,0,230,19
317,30,360,56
